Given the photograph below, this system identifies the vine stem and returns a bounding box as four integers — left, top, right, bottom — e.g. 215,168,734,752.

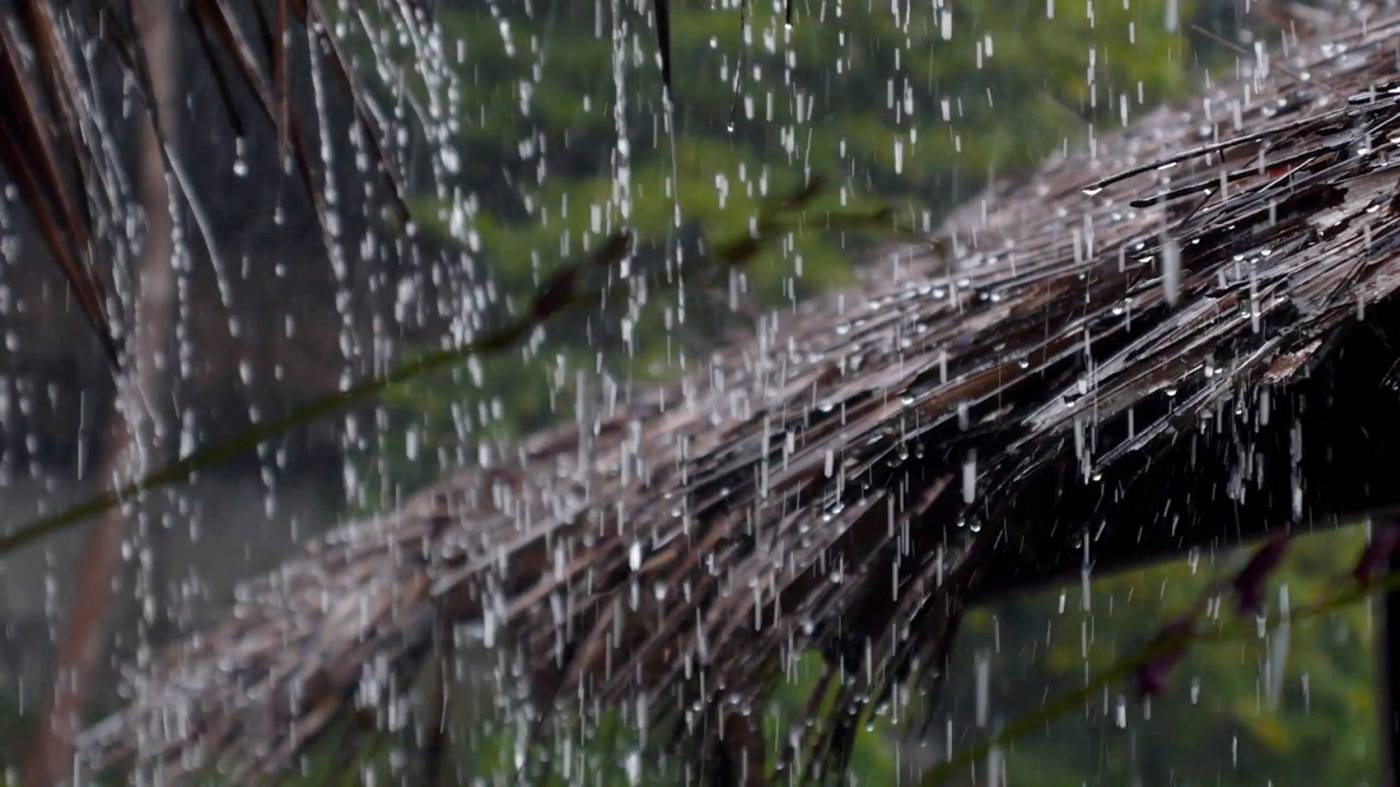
921,552,1400,785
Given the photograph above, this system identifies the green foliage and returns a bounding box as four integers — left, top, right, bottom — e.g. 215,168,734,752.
418,527,1381,786
425,0,1197,271
370,0,1205,504
944,525,1379,785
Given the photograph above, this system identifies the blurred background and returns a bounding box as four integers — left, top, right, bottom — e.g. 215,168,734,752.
0,0,1379,783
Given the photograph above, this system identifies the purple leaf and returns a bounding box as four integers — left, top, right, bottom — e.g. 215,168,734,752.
1353,522,1400,585
1136,616,1195,698
1231,536,1291,615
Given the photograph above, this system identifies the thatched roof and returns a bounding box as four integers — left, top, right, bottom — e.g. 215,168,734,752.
83,5,1400,783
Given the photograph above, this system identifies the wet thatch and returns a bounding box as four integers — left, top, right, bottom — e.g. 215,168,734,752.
79,5,1400,784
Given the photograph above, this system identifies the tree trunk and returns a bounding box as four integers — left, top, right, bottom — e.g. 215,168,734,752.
23,4,177,784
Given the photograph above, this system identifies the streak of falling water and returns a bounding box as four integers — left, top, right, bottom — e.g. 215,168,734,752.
1162,236,1181,306
305,16,362,513
961,450,977,503
611,0,634,228
1266,583,1290,710
974,649,990,727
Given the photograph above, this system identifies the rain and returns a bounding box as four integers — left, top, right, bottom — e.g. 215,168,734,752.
1,1,1399,786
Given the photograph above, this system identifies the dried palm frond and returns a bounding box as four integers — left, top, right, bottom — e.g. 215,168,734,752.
0,0,413,365
83,5,1400,784
0,3,116,364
